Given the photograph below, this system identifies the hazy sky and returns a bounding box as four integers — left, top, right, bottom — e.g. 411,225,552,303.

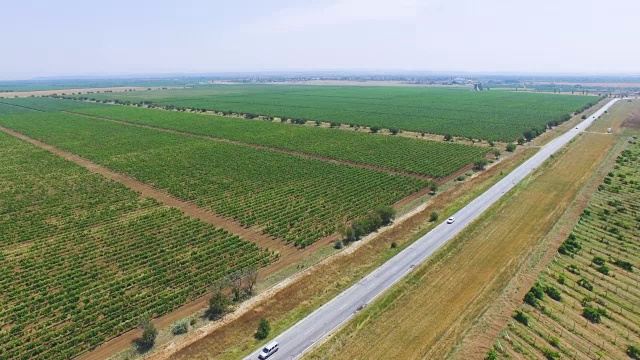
2,0,639,80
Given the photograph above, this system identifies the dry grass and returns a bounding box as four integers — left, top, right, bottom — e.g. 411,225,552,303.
305,130,619,360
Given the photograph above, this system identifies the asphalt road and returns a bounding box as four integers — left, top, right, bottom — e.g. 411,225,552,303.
245,99,619,360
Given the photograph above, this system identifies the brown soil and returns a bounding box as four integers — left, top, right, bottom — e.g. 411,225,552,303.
63,110,434,181
306,130,619,360
158,146,531,360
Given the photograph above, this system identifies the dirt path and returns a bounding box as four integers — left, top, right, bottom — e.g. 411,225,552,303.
64,111,435,181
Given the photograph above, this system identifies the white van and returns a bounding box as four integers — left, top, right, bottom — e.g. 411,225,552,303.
258,341,279,359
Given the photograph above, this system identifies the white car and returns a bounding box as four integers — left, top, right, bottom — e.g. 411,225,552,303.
446,217,455,224
258,341,279,359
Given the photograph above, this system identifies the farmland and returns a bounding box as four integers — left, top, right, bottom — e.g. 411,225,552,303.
489,138,640,360
0,97,109,113
62,102,488,177
0,130,275,359
0,111,428,246
66,84,599,141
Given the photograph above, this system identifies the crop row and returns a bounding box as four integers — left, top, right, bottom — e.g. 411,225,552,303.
59,84,599,141
491,138,640,360
62,102,489,177
0,112,428,246
0,131,275,359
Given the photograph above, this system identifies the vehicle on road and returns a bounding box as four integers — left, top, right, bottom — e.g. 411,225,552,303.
446,217,455,224
258,341,279,359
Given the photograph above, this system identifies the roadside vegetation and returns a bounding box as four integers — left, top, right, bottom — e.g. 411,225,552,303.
491,137,640,359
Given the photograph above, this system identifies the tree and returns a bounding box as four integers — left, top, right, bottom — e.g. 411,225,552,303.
390,128,399,135
444,134,453,141
231,271,243,302
206,290,230,320
430,183,438,194
136,316,157,352
245,268,259,297
492,149,501,158
255,318,271,340
429,212,439,222
506,143,517,152
334,239,344,249
474,159,488,170
370,126,380,133
513,310,529,326
376,206,396,225
517,137,526,145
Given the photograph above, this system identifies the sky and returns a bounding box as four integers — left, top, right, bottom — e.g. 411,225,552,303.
1,0,639,80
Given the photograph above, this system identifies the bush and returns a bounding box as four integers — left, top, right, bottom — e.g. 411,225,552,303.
391,241,398,249
544,286,562,301
255,318,270,340
485,348,498,360
513,310,529,326
334,240,344,249
506,143,517,152
558,235,581,256
583,306,604,323
567,264,580,275
543,348,560,360
592,256,606,266
370,126,380,133
549,336,560,348
557,273,566,285
597,265,610,275
390,128,399,135
444,134,453,141
613,259,633,272
577,278,593,291
172,320,189,335
628,345,640,359
429,212,439,222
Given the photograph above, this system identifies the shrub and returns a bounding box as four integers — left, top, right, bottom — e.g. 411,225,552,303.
557,273,566,285
543,348,560,360
513,310,529,326
592,256,606,266
506,143,517,152
172,320,189,336
255,318,271,340
597,265,610,275
391,241,398,249
558,235,581,256
549,336,560,348
429,212,439,222
390,128,399,135
583,306,604,323
370,126,381,133
444,134,453,141
613,259,633,272
334,240,344,249
628,345,640,359
544,286,562,301
485,349,498,360
567,264,580,275
577,278,593,291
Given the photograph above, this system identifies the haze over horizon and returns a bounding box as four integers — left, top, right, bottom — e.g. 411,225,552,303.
3,0,640,80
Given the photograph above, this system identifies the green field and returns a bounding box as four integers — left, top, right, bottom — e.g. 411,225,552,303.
63,102,488,177
0,131,275,359
491,138,640,360
0,97,109,113
0,111,427,246
66,84,599,141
